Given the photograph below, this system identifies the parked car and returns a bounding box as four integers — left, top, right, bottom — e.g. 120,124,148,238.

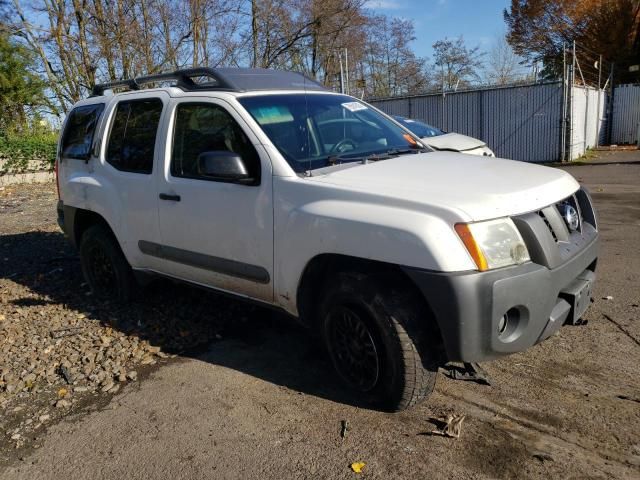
393,115,495,157
56,67,599,411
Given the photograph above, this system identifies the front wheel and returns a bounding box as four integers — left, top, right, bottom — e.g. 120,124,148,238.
319,271,440,411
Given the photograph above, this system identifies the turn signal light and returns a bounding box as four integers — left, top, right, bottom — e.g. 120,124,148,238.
455,223,489,271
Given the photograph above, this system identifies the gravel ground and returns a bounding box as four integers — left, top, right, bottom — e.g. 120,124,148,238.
0,183,261,459
1,157,639,478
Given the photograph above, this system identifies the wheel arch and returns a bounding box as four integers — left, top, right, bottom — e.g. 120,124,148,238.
69,207,117,248
296,254,444,355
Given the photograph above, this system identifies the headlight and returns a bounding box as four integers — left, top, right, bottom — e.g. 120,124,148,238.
482,147,495,157
455,218,530,271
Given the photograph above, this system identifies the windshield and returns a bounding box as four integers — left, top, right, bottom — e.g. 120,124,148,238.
238,94,424,172
394,116,445,138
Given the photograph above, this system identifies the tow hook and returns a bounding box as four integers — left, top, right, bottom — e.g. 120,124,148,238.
443,362,492,386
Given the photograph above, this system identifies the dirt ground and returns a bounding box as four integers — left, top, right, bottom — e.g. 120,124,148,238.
1,153,639,479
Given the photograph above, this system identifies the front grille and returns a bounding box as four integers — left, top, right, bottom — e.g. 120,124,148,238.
534,188,596,244
575,188,598,230
538,210,558,242
513,187,598,269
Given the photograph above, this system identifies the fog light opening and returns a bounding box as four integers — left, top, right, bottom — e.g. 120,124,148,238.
498,307,522,341
498,315,507,335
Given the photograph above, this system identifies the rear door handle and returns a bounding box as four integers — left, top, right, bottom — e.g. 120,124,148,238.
159,193,181,201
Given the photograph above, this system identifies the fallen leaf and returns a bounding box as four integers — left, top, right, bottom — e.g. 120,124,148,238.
429,413,466,439
350,462,365,473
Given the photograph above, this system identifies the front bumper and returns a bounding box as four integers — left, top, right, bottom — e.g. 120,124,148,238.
404,188,599,362
404,235,597,362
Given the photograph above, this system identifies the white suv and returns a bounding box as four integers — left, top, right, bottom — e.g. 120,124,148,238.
56,68,599,411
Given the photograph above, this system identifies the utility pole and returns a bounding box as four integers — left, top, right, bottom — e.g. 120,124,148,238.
561,44,567,162
344,48,349,96
569,40,576,160
441,63,446,130
338,52,345,94
596,54,602,148
606,62,616,145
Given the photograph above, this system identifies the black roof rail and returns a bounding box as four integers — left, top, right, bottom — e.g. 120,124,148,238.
91,67,235,96
90,67,327,97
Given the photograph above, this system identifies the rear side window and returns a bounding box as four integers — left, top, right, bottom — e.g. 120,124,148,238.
106,99,163,174
60,104,104,160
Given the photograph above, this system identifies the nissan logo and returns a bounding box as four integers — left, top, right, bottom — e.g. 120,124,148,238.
560,203,580,231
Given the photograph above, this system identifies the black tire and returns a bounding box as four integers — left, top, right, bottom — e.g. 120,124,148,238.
79,223,136,302
319,270,439,411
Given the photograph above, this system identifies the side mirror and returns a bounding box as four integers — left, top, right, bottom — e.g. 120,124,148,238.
197,151,250,182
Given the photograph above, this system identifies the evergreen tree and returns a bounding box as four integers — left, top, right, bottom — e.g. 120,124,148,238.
0,31,46,133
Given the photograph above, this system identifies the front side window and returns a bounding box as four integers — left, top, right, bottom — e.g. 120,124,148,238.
171,103,260,182
106,99,163,174
60,104,104,160
238,94,424,172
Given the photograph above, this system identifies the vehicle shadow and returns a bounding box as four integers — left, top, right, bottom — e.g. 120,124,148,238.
0,230,366,409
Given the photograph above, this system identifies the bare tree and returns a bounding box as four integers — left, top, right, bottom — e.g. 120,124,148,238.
11,0,199,112
189,0,244,68
432,36,484,90
484,34,527,85
7,0,431,113
362,15,430,97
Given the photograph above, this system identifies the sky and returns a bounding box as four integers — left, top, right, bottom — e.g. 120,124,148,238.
366,0,513,59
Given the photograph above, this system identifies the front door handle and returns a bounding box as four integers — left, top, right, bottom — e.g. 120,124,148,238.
159,193,181,201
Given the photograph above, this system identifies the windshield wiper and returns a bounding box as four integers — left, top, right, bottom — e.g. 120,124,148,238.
327,152,392,165
385,147,428,155
326,147,427,167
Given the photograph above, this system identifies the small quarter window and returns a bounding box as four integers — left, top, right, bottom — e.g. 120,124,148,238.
106,99,163,174
171,103,260,183
60,104,104,160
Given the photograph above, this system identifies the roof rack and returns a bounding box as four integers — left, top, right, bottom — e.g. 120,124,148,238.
91,67,327,97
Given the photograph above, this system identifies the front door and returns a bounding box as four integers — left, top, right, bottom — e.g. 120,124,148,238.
151,98,274,302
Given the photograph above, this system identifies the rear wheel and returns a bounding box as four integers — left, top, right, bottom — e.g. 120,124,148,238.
319,270,439,411
79,224,136,302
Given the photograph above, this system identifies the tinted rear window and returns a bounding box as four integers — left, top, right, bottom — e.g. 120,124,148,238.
106,99,163,174
60,104,104,160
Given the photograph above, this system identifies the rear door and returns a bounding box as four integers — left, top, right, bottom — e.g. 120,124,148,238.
99,92,169,269
150,97,274,302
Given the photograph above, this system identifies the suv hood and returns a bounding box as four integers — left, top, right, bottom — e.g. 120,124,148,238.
424,132,486,151
308,152,579,221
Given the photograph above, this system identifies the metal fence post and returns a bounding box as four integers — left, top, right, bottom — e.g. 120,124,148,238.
606,63,615,145
569,41,576,160
561,44,567,162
